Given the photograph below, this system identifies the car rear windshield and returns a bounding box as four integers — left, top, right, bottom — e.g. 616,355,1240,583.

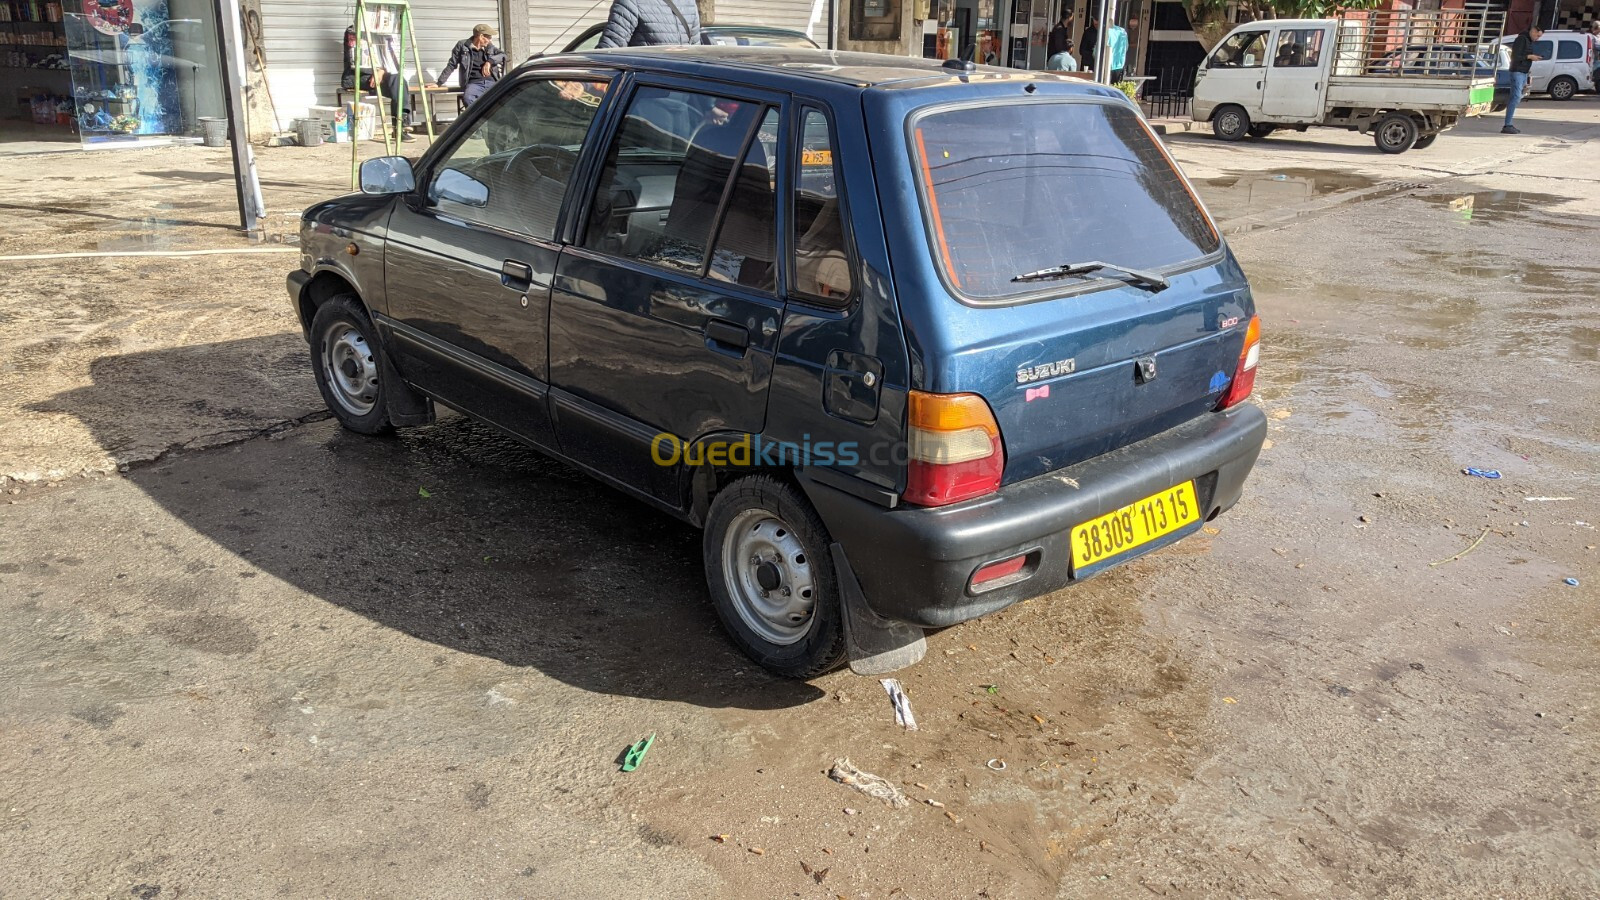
911,100,1220,301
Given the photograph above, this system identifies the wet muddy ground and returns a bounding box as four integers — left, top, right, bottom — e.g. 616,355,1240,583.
2,102,1598,897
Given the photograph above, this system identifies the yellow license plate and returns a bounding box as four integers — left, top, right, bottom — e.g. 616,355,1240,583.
1071,481,1199,571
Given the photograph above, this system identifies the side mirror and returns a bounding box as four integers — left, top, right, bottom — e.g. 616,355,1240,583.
359,156,415,195
430,168,490,208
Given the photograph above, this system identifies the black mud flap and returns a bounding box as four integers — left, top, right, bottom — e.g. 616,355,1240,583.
379,346,435,427
830,543,926,675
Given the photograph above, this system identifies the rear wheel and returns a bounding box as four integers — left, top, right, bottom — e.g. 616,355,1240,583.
1246,124,1276,139
1414,133,1438,149
310,295,393,435
1374,113,1418,154
703,476,845,678
1212,104,1251,141
1548,76,1578,101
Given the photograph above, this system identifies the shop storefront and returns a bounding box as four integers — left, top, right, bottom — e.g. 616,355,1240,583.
915,0,1151,76
2,0,223,149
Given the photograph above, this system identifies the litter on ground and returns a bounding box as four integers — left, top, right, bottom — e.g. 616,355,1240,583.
829,759,909,809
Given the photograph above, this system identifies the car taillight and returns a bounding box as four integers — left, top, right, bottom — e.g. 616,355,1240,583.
1217,315,1260,410
905,391,1004,507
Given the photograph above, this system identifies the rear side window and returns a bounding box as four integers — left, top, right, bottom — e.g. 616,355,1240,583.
1557,39,1583,60
911,101,1219,301
792,108,854,302
583,86,771,278
1532,40,1554,59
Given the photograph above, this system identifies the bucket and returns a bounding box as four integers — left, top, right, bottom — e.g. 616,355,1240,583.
198,116,228,147
295,116,323,147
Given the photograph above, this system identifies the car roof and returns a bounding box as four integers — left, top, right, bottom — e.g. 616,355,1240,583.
524,46,1091,91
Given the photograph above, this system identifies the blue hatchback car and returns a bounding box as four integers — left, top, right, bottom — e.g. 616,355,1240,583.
289,47,1267,677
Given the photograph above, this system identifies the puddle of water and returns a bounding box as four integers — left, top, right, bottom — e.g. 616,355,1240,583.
1420,190,1580,227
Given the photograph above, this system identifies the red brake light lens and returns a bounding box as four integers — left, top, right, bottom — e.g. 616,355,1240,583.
904,391,1005,507
1218,315,1260,410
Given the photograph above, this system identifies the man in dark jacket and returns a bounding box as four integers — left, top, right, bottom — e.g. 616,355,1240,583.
595,0,701,49
1502,24,1542,134
1047,8,1075,62
431,24,503,106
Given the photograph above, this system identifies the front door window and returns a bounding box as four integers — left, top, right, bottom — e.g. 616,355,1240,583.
429,77,609,240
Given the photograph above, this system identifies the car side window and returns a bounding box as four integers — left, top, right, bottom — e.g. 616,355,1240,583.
429,77,609,241
1557,39,1583,60
1272,28,1322,67
582,85,766,277
1211,31,1268,68
792,107,854,303
1532,40,1554,59
705,108,780,290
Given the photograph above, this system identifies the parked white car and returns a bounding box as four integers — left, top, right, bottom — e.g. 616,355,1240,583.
1496,31,1596,100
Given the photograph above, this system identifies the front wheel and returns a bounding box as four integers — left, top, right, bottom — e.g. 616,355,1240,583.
1374,113,1418,154
1548,76,1578,101
1213,104,1251,141
310,295,394,435
703,476,845,678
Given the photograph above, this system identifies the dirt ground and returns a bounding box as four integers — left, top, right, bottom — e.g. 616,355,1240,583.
2,99,1598,898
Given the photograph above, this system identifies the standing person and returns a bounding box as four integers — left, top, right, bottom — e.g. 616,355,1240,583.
1106,21,1128,82
1589,20,1599,89
1048,8,1075,60
1081,15,1099,72
594,0,701,49
1503,24,1543,134
430,24,503,107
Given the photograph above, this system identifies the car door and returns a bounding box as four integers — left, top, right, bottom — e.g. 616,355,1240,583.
1196,28,1271,119
549,78,787,505
380,72,613,448
1528,38,1555,90
1260,25,1328,120
1554,37,1590,88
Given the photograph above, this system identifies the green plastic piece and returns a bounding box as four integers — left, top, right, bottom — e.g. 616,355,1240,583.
621,733,655,772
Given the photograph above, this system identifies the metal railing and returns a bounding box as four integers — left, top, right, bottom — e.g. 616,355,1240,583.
1140,66,1195,119
1331,7,1507,78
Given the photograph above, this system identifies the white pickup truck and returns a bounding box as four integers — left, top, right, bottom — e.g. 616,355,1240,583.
1192,9,1506,153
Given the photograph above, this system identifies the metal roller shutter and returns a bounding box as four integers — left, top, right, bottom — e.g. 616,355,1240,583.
259,0,500,129
527,0,615,56
713,0,829,40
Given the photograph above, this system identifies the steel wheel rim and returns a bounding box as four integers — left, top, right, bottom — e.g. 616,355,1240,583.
1380,120,1410,147
721,509,817,646
321,321,379,417
1219,111,1242,134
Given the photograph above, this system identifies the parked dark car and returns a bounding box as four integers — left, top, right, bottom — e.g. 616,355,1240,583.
288,48,1266,677
560,22,819,53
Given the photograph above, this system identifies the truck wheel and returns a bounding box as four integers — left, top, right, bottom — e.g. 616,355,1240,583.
1374,113,1418,154
1548,76,1578,101
1414,133,1438,149
1213,105,1251,141
1247,124,1276,139
703,476,845,678
310,295,394,435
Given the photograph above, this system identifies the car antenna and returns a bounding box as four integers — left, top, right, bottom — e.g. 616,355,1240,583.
538,0,609,55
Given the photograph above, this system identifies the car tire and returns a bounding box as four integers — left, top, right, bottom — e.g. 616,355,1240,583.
1374,113,1418,154
703,475,845,678
1213,104,1251,141
310,294,394,435
1548,76,1578,101
1246,124,1276,139
1413,133,1438,149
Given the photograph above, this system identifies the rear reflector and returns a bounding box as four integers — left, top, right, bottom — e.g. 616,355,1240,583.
1217,315,1260,410
971,554,1027,586
905,391,1005,507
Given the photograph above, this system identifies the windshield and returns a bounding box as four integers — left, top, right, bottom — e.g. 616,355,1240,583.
910,100,1220,301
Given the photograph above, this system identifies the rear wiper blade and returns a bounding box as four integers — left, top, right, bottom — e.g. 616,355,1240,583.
1011,260,1170,291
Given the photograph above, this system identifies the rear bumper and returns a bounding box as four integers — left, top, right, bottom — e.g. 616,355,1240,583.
800,405,1268,628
